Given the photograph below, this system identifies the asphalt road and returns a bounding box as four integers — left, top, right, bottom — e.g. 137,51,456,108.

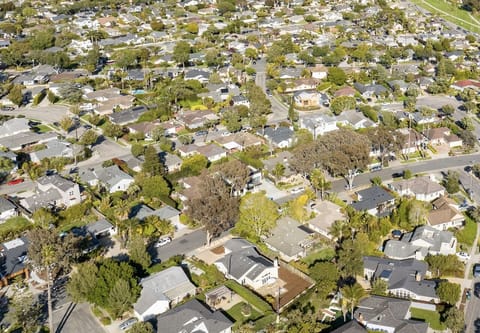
150,228,206,262
0,178,35,195
331,152,480,191
53,302,105,333
0,104,69,123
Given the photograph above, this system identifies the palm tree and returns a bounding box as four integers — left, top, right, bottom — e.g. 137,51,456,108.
341,283,366,320
310,168,331,200
41,244,56,333
114,200,131,245
329,220,347,243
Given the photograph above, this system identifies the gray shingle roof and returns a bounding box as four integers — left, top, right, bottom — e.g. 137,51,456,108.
155,299,233,333
351,186,394,212
265,217,311,257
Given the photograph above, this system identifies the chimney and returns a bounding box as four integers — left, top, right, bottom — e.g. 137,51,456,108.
274,257,279,268
415,271,421,281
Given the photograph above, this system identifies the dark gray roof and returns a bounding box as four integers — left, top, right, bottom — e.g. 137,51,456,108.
330,320,366,333
265,217,311,257
363,256,437,299
0,197,15,212
86,219,114,237
108,106,148,125
217,238,274,281
37,174,75,192
0,237,28,279
156,299,233,333
261,126,294,145
355,296,427,333
351,186,394,212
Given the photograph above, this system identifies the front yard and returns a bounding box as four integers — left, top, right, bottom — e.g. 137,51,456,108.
410,307,445,330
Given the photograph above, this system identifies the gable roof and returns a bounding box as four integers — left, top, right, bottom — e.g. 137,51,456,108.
389,176,445,196
217,238,274,281
265,217,312,257
134,266,196,316
155,299,233,333
351,186,394,212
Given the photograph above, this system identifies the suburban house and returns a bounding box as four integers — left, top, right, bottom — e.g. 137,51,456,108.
20,174,81,212
354,296,428,333
214,132,264,152
176,110,219,129
0,131,57,151
351,186,395,216
396,128,424,155
427,196,464,230
330,320,366,333
336,110,376,130
29,139,74,163
299,114,338,138
159,151,182,173
265,217,314,261
306,200,346,239
388,176,445,201
79,165,134,193
134,266,196,321
0,118,30,138
127,121,162,140
383,225,456,260
129,204,184,231
363,256,439,303
293,91,328,108
0,237,30,287
261,126,295,148
0,197,17,222
423,127,462,148
84,88,135,115
85,219,117,239
155,299,233,333
215,238,279,289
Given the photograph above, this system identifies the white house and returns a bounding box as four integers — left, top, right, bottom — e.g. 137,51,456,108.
215,238,278,289
133,266,196,321
388,176,445,201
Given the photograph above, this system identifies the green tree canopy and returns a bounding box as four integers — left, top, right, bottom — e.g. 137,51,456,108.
436,281,461,305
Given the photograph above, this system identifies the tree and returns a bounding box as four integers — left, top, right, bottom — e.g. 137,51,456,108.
441,104,455,116
6,291,42,333
27,227,81,332
173,40,191,67
79,129,99,146
366,126,403,166
235,191,279,240
443,307,464,333
59,83,83,103
330,96,356,115
128,236,151,270
139,215,174,239
310,168,331,199
317,128,371,190
223,109,243,133
341,283,366,320
272,163,285,180
436,281,461,305
287,194,309,222
371,278,388,296
460,116,474,131
32,207,56,228
103,122,124,141
131,143,145,157
181,154,208,175
187,172,240,245
130,322,154,333
8,84,24,106
59,116,74,132
327,67,347,86
337,239,363,279
143,145,164,176
67,259,140,318
444,171,460,194
215,159,250,196
309,262,339,298
139,175,170,199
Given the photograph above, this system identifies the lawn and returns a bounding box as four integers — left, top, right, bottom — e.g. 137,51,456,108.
226,302,262,326
410,0,480,33
0,216,32,242
410,308,445,330
456,216,476,247
34,124,53,133
301,248,336,267
224,280,273,314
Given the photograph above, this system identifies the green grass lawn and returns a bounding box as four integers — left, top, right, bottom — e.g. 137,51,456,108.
224,280,273,314
410,0,480,33
226,302,262,326
301,248,336,266
410,308,445,330
0,216,32,242
34,124,53,133
456,216,476,247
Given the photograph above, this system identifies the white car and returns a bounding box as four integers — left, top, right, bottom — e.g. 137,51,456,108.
155,236,172,248
290,187,304,194
457,252,470,262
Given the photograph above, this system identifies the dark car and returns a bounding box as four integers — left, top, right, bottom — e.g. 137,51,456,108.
195,130,207,136
474,264,480,278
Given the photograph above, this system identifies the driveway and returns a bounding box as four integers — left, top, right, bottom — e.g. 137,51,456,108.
53,302,105,333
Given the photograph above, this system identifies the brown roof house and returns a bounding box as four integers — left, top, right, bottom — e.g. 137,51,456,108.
423,127,462,148
176,110,219,129
307,200,346,239
388,176,445,202
427,196,464,231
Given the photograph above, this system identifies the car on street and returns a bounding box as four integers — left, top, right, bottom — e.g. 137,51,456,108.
1,106,14,111
457,252,471,262
195,130,207,136
474,264,480,278
466,288,472,300
154,236,172,248
119,318,138,331
7,178,24,186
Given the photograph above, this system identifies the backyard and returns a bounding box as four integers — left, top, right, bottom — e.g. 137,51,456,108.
410,307,446,330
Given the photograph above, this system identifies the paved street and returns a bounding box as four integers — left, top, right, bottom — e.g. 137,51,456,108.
53,302,105,333
0,104,69,123
331,152,480,191
150,228,206,262
0,178,35,195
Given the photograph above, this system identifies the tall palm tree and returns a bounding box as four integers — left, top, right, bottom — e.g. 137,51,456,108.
41,244,56,333
341,283,366,320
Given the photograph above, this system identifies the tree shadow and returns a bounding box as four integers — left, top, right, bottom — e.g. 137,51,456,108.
55,302,76,333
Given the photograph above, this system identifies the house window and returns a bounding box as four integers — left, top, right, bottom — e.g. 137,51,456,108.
69,191,74,196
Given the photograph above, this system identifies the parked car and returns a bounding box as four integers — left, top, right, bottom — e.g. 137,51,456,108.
154,236,172,248
119,318,138,331
474,264,480,278
290,187,304,194
195,130,207,136
7,178,24,186
466,288,472,300
1,106,14,111
457,252,471,262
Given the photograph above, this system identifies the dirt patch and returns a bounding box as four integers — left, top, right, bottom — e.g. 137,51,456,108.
211,246,225,255
277,267,312,308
